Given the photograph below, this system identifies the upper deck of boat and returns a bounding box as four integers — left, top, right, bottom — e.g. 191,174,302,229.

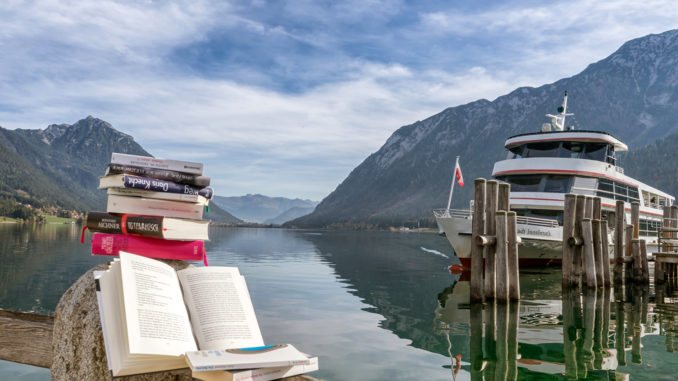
505,130,628,152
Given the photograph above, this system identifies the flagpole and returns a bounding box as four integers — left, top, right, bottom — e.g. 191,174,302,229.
445,156,460,213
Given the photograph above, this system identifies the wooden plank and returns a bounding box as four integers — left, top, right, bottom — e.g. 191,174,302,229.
562,194,576,287
573,195,587,285
0,309,54,368
507,212,520,300
495,212,508,302
498,183,510,213
582,219,597,288
592,219,604,287
632,240,642,283
471,179,487,303
614,200,625,286
601,223,611,287
593,197,602,220
631,202,640,239
485,180,498,300
640,240,649,283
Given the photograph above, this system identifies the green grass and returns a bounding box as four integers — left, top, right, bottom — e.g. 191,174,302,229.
0,216,17,223
43,215,75,223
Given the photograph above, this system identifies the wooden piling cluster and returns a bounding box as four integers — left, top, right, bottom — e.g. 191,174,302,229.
653,205,678,283
611,200,650,285
470,179,520,303
562,194,612,288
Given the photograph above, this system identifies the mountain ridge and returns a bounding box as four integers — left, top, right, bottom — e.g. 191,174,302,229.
288,29,678,228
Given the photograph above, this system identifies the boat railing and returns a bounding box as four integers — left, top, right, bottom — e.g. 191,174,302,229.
434,208,560,228
433,208,473,219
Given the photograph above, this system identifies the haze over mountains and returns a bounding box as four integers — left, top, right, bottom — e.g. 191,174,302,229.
211,194,317,224
288,29,678,228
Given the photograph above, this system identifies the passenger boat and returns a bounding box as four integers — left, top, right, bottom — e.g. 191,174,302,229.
434,92,675,266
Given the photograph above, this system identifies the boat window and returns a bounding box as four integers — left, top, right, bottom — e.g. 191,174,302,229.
513,208,563,224
524,142,560,158
597,179,614,198
583,143,608,161
506,145,525,159
501,175,543,192
628,186,639,202
571,177,597,195
543,175,572,193
640,219,661,237
558,142,585,158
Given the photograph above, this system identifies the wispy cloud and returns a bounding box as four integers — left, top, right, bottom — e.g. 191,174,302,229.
0,0,676,199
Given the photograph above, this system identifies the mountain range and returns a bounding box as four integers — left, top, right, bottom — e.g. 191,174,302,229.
211,194,318,224
3,30,678,228
288,29,678,228
0,116,240,223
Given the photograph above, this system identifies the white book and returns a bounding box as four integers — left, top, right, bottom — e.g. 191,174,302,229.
107,193,205,219
111,153,203,175
107,188,209,205
191,355,318,381
185,344,310,371
95,252,264,376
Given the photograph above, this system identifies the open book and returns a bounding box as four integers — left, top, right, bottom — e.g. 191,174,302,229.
95,251,265,376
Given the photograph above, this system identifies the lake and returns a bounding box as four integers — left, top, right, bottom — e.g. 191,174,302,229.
1,223,677,380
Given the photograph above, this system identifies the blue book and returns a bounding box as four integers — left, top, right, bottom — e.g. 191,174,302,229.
99,174,213,199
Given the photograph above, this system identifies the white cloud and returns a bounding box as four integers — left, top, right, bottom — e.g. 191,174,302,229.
0,0,677,199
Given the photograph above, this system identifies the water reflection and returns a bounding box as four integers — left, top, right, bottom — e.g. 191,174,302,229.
435,279,678,380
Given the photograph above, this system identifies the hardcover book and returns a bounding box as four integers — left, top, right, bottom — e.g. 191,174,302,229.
191,355,318,381
107,188,210,204
185,344,311,371
99,174,213,199
110,153,203,175
95,252,265,376
90,233,205,261
107,194,205,220
106,163,211,187
86,211,209,241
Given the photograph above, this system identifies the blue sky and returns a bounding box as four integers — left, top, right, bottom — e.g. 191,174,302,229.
1,1,677,200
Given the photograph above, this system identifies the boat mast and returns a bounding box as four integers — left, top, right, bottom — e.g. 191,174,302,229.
445,156,460,213
545,91,574,131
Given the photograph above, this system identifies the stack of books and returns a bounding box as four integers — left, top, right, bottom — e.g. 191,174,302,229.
85,153,212,262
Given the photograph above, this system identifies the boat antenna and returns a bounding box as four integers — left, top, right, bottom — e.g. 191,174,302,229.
545,91,574,131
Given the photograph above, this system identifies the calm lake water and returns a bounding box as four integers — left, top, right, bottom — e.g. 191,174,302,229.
1,223,678,380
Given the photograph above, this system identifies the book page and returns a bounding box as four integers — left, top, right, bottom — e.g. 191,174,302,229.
119,251,197,356
177,266,264,350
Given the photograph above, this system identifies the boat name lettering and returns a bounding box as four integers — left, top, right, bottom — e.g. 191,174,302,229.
517,228,552,237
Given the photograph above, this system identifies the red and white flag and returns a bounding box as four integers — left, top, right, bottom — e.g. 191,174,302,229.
454,160,464,187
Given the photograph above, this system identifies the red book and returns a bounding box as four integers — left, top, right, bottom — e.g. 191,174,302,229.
91,233,204,262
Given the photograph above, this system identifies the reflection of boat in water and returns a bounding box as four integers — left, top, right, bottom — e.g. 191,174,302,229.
434,92,675,266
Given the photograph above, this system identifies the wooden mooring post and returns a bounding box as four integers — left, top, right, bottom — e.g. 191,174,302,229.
562,194,609,289
471,178,520,303
654,205,678,283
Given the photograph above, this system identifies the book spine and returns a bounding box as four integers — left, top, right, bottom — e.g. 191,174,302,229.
86,212,166,238
107,195,205,220
107,163,210,187
119,175,213,199
91,233,204,261
107,188,203,203
110,153,203,175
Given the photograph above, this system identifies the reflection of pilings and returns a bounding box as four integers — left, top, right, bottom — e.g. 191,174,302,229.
631,286,642,364
562,288,579,379
484,302,497,380
470,303,483,380
495,303,508,381
615,297,627,367
602,288,611,358
593,289,603,369
507,302,518,381
582,288,597,373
